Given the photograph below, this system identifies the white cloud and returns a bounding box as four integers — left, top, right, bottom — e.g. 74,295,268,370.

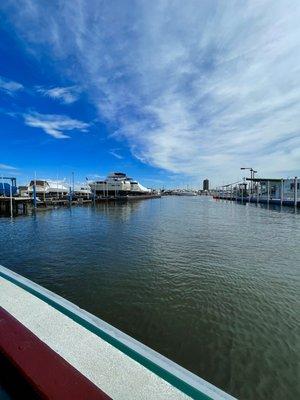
109,149,123,159
36,86,80,104
0,75,23,95
0,163,17,170
4,0,300,182
23,112,89,139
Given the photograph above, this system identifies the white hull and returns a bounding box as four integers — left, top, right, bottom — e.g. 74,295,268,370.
176,191,197,196
90,172,151,195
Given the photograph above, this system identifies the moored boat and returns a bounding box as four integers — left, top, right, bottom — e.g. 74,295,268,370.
90,172,152,196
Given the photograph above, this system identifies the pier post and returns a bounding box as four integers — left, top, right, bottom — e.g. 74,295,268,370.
280,179,284,206
257,183,259,205
241,186,243,203
33,182,37,211
267,181,270,205
69,187,72,207
294,177,298,207
9,183,13,218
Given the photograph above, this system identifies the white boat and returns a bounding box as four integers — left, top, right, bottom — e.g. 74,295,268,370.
27,180,69,198
90,172,151,196
176,191,197,196
73,185,91,197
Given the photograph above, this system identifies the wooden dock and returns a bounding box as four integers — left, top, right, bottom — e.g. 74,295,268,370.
0,197,93,217
0,197,32,217
0,194,160,217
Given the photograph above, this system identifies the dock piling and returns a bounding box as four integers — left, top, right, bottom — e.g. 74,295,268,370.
9,184,13,218
33,183,37,211
294,177,298,207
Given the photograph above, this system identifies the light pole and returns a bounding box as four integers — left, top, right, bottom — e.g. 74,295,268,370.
241,167,257,198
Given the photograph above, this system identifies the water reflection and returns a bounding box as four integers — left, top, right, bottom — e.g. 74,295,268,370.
94,200,143,221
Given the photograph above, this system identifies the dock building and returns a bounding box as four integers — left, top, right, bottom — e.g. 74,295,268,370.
215,177,299,207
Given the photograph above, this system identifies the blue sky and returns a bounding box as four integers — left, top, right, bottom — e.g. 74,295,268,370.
0,0,300,188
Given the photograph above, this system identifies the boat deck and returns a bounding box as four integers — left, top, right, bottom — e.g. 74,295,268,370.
0,265,234,399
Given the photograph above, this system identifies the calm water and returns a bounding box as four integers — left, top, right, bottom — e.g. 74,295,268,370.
1,197,299,399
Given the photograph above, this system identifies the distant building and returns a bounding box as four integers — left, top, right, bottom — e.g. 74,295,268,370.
203,179,209,191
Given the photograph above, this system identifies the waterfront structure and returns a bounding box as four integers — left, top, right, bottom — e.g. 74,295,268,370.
214,176,299,207
0,265,234,400
0,174,158,216
0,177,22,217
0,181,17,197
0,177,17,197
27,180,69,199
251,178,299,201
90,172,151,196
245,177,299,205
0,196,31,217
203,179,209,191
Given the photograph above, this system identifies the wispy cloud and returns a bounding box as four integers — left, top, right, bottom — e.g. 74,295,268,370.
23,112,89,139
0,163,17,170
4,0,300,181
109,149,123,159
36,85,80,104
0,75,23,95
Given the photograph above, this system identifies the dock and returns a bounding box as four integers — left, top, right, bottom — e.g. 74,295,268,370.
213,195,300,208
0,196,93,217
214,176,299,208
0,174,161,217
0,194,161,217
0,196,32,217
0,265,234,400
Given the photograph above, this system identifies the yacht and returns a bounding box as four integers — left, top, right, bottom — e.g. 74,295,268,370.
90,172,151,196
177,190,197,196
27,180,69,198
171,189,198,196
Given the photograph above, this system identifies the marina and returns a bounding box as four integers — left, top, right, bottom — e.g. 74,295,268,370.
214,176,299,208
0,172,161,217
1,1,299,399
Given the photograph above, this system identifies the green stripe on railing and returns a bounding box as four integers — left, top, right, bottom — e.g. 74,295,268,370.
0,270,212,400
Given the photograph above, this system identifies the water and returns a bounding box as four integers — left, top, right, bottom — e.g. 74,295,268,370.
1,197,299,400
